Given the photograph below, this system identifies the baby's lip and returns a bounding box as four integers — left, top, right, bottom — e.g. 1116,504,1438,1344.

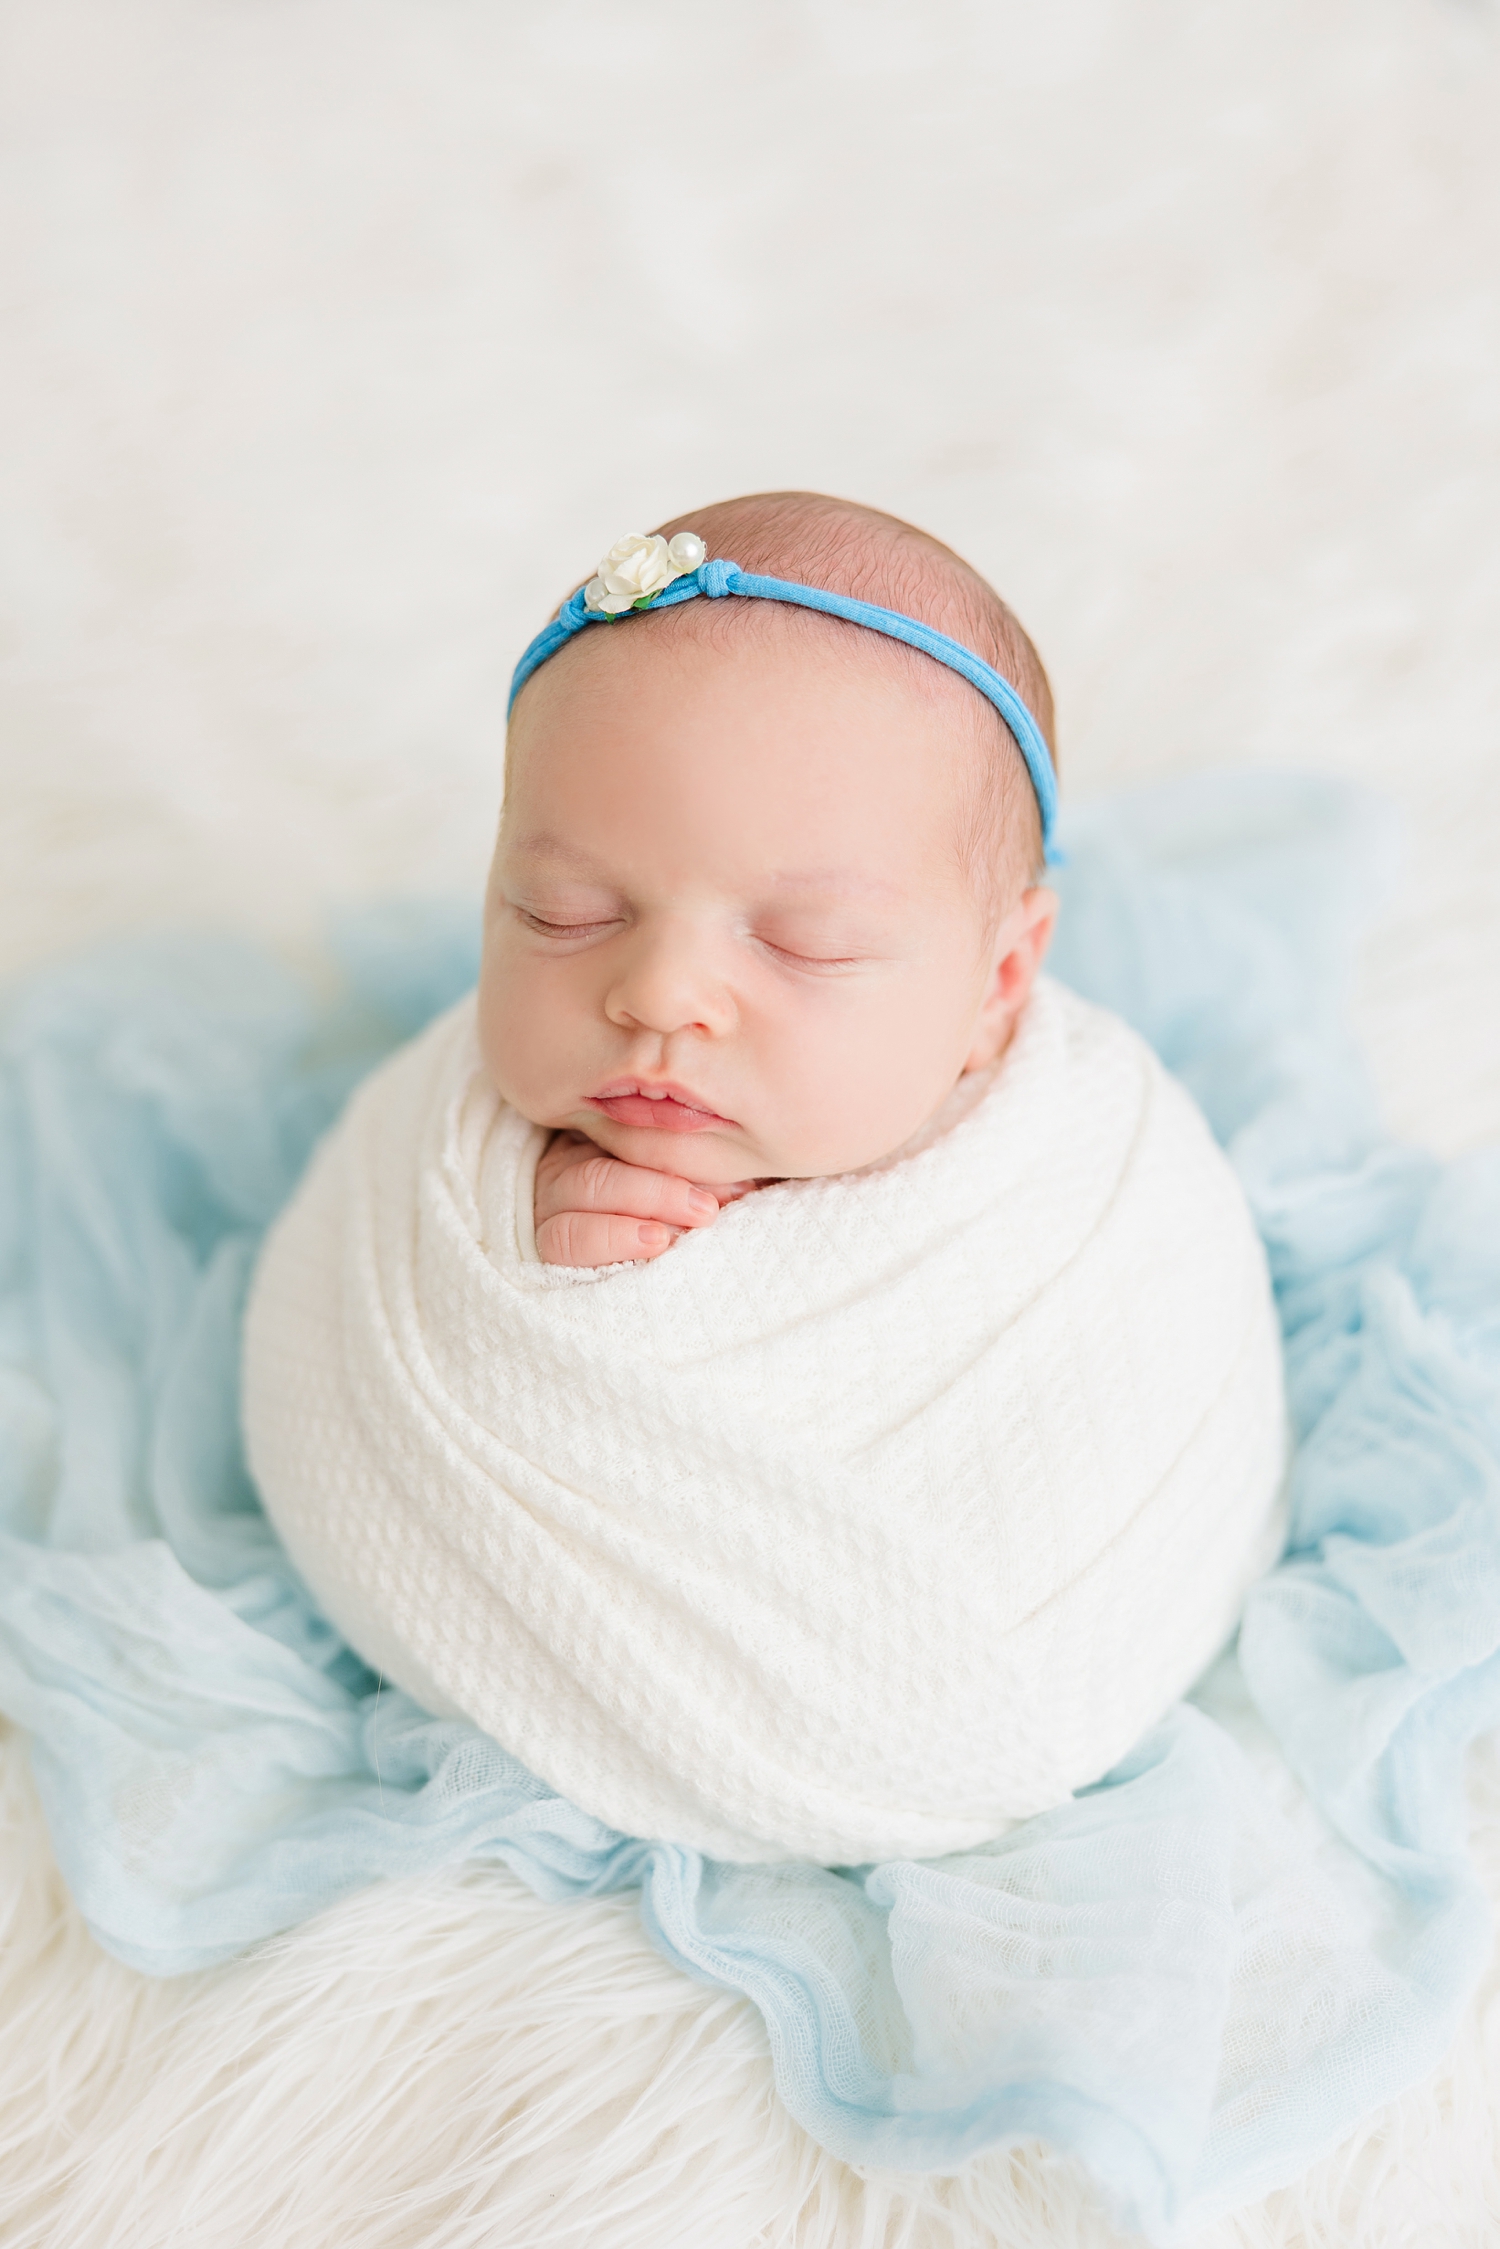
585,1078,737,1131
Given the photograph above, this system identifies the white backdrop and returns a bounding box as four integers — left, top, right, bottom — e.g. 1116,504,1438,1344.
2,5,1499,2244
3,0,1498,1148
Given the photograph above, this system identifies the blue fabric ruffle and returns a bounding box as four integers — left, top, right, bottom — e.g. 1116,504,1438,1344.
1,773,1496,2241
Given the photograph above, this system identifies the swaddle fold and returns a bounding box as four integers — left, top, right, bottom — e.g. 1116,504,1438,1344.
243,976,1287,1864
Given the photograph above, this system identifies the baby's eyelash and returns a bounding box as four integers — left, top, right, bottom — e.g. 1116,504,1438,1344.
519,910,617,938
758,940,864,973
515,910,863,969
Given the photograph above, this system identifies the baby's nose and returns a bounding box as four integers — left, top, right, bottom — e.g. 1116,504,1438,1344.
602,920,736,1038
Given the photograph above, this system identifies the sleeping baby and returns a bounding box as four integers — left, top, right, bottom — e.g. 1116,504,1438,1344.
243,491,1288,1865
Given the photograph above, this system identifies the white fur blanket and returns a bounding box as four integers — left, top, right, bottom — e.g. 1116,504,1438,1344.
243,976,1287,1865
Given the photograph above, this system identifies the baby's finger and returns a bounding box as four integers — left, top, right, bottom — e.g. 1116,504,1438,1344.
535,1208,681,1268
539,1147,719,1231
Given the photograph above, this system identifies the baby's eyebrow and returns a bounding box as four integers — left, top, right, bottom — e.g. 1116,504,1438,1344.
765,868,905,904
509,836,900,902
508,832,612,875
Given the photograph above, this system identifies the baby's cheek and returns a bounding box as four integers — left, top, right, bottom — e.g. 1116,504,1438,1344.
765,998,967,1175
476,953,567,1113
754,1048,892,1175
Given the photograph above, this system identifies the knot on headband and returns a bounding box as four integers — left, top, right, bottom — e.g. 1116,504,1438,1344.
699,557,740,599
509,531,1060,861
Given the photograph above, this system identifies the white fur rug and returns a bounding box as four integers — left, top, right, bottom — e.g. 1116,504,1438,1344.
1,1730,1496,2248
2,0,1498,2241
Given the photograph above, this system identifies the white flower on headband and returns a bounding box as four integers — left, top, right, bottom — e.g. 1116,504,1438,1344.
583,530,706,615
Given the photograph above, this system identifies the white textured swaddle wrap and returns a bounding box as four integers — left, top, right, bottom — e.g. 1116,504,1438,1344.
243,978,1288,1865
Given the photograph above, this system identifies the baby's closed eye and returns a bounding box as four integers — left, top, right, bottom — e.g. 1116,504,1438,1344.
518,909,622,940
746,911,891,974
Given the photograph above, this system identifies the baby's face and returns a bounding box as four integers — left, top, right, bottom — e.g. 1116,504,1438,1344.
479,622,1052,1186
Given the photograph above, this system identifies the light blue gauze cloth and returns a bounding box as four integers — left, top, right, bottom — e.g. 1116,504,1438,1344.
0,772,1497,2243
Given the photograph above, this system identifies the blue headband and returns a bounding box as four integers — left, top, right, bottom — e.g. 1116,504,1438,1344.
508,549,1059,861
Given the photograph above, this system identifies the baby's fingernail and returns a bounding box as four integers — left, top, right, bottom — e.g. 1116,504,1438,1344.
638,1222,670,1247
687,1189,718,1217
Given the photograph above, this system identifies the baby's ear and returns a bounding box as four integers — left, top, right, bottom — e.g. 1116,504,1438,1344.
963,887,1058,1071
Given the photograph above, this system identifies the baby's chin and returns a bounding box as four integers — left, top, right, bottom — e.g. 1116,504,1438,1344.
499,1073,964,1185
548,1105,928,1188
559,1109,779,1186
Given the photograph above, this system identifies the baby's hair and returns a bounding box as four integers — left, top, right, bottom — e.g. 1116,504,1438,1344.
653,492,1056,910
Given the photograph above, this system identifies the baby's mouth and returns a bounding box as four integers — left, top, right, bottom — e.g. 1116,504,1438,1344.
585,1080,736,1134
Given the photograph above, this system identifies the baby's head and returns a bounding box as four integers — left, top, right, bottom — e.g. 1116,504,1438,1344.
478,491,1058,1187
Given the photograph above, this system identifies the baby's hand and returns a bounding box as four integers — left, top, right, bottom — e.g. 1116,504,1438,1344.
533,1131,723,1267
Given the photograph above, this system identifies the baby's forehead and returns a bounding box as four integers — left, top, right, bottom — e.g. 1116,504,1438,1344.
504,498,1051,914
518,590,979,733
506,619,979,872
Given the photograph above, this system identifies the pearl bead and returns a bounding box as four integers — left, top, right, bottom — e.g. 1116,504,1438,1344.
667,531,705,571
